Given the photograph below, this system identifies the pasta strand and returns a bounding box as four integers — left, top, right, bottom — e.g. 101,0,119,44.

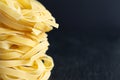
0,0,58,80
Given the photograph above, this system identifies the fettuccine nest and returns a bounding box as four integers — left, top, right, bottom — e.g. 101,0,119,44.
0,0,58,80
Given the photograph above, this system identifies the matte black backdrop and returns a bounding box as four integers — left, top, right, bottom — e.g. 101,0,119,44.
39,0,120,80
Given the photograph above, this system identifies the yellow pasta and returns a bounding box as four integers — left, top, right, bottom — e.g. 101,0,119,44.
0,0,58,80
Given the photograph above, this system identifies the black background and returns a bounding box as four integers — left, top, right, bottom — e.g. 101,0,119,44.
39,0,120,80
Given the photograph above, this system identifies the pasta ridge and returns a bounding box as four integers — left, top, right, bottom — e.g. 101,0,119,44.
0,0,58,80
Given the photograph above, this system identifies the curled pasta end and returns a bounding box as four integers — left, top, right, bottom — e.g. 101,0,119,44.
0,0,58,80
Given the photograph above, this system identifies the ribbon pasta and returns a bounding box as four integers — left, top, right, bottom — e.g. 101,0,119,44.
0,0,58,80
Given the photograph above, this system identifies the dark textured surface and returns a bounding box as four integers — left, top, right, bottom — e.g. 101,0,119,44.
39,0,120,80
48,30,120,80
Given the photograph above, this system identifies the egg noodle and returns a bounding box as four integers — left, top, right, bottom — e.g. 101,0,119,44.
0,0,58,80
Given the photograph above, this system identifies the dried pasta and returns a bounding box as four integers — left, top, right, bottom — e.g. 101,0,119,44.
0,0,58,80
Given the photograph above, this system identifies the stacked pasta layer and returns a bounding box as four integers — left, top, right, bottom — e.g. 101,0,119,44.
0,0,58,80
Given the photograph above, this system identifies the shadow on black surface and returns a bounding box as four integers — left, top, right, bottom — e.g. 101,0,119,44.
48,29,120,80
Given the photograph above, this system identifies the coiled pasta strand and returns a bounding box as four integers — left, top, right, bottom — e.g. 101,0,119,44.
0,0,58,80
